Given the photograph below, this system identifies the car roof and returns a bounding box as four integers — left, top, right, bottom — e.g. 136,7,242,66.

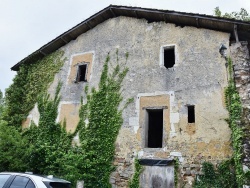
0,172,70,183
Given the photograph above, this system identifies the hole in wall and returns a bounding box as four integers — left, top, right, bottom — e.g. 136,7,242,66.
188,105,195,123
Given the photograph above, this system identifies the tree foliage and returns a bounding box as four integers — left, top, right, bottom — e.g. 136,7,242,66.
214,7,250,21
0,90,4,119
23,83,74,175
0,121,28,172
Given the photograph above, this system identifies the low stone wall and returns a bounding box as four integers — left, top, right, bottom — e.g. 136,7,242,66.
110,157,133,187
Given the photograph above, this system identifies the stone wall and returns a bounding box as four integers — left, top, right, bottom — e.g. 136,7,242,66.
230,41,250,172
25,16,233,187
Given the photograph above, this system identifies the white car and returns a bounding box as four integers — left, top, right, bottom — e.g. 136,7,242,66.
0,172,71,188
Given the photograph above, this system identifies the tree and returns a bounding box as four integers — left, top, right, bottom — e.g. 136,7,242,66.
23,83,74,175
0,90,4,118
0,90,28,172
214,7,250,21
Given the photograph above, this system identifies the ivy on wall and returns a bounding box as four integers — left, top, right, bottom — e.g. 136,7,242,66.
128,159,143,188
76,51,130,188
174,158,179,188
225,57,244,187
194,160,237,188
0,50,133,187
4,51,64,126
23,83,74,175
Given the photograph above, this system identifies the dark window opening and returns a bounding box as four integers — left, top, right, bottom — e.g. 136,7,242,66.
77,64,87,82
188,105,195,123
147,109,163,148
164,48,175,68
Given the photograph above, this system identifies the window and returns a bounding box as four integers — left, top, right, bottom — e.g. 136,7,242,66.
163,46,175,68
188,105,195,123
0,175,11,187
10,176,29,188
68,53,94,84
43,182,71,188
26,180,35,188
146,109,163,148
75,64,88,83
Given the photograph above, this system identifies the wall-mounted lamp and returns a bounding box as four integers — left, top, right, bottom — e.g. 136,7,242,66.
219,44,227,58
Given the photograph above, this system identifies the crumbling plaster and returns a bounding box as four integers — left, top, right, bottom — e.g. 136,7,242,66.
26,16,233,187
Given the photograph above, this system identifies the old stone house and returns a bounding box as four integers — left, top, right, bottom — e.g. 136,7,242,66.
11,5,250,188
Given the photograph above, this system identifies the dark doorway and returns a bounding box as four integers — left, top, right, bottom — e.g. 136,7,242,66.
147,109,163,148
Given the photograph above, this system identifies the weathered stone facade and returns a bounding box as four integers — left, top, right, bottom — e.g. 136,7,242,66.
22,14,244,187
230,42,250,173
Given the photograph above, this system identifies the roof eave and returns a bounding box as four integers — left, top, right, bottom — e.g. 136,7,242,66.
11,5,250,71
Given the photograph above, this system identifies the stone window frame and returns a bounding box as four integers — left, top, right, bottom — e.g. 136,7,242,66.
138,94,170,151
66,52,94,85
159,44,177,68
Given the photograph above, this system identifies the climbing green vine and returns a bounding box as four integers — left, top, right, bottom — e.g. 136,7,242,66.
174,158,179,187
76,50,130,188
0,50,132,187
23,82,74,175
225,57,244,187
128,159,143,188
4,51,64,126
194,160,237,188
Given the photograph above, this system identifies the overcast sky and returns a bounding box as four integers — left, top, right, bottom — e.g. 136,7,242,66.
0,0,249,95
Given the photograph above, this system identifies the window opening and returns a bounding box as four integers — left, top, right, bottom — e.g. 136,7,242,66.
188,105,195,123
164,47,175,68
147,109,163,148
76,64,87,82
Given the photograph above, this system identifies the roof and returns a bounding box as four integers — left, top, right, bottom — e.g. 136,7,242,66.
11,5,250,71
0,172,71,183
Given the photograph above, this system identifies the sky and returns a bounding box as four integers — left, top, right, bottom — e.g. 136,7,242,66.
0,0,249,95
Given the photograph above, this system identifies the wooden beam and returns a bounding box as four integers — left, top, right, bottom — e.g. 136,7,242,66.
40,50,47,56
234,24,239,42
110,8,116,17
196,18,200,28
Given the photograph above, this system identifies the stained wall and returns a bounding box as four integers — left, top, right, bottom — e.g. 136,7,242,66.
25,16,232,187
